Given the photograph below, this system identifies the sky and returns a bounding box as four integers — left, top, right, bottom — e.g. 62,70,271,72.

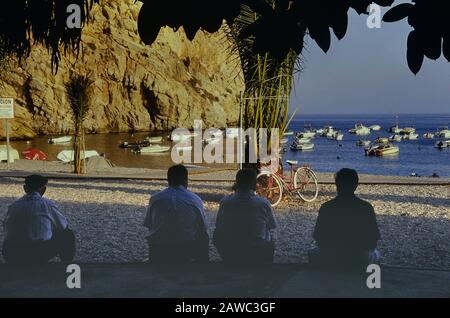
290,3,450,115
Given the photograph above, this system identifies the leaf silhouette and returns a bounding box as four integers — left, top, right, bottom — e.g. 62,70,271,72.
407,30,425,75
383,3,414,22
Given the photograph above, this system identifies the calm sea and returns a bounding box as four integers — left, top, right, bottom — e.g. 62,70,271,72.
6,114,450,177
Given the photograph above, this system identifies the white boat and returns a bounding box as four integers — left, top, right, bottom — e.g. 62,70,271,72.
369,125,382,131
49,136,72,144
138,145,171,154
400,127,416,135
402,132,419,140
291,142,314,151
145,136,163,143
315,128,324,134
0,145,20,163
283,130,295,136
356,140,371,147
389,125,402,134
57,150,100,162
297,131,316,139
280,138,289,144
423,133,434,139
375,137,389,144
435,127,450,139
333,132,344,141
366,144,399,157
349,124,371,136
389,135,403,142
435,140,450,149
294,137,312,144
321,126,334,137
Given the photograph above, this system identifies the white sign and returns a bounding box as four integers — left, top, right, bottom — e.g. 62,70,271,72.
0,98,14,119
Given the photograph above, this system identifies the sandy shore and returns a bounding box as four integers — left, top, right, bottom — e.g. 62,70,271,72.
0,177,448,269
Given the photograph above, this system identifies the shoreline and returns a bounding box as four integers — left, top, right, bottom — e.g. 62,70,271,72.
1,160,450,185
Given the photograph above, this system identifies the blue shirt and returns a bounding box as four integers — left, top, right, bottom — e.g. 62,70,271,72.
144,186,208,244
4,192,68,242
215,190,276,243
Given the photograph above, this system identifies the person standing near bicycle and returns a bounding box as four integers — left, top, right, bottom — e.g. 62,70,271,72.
309,168,381,271
213,168,276,265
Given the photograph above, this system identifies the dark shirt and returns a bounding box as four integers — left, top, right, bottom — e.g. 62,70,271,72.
313,194,380,256
213,190,276,247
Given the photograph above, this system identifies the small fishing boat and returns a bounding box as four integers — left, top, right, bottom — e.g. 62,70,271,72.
369,125,382,131
366,144,399,157
48,136,72,144
145,136,163,143
435,127,450,139
315,128,324,135
119,140,150,149
389,125,402,134
333,131,344,141
400,127,416,135
349,124,371,136
423,133,434,139
321,126,334,137
389,135,403,142
435,140,450,149
375,137,389,144
356,140,371,147
136,145,171,154
291,142,315,151
0,145,20,163
294,137,312,144
402,132,419,140
57,150,100,163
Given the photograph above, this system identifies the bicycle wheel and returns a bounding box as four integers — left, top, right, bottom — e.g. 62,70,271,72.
294,167,319,202
256,172,283,207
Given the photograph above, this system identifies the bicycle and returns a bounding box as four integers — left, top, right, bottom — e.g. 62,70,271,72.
256,160,319,207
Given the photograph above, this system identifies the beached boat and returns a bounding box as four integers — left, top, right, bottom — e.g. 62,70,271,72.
369,125,382,131
145,136,163,143
356,140,371,147
48,136,72,144
349,124,371,136
375,137,389,144
435,140,450,149
291,142,314,151
423,133,434,139
389,135,403,142
57,150,100,162
435,127,450,139
366,144,399,157
0,145,20,163
136,145,171,154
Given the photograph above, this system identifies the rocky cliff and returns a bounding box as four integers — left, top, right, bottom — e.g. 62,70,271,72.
0,0,243,139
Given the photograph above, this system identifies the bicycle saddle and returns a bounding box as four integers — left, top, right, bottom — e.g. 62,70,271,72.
286,160,298,165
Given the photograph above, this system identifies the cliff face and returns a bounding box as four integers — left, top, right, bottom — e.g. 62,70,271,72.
0,0,243,139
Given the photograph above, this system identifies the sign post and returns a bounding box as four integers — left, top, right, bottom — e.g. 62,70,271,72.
0,98,14,165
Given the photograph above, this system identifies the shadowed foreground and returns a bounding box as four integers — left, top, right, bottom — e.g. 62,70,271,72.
0,263,449,298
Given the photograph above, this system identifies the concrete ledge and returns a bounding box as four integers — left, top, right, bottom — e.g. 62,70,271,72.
0,263,449,298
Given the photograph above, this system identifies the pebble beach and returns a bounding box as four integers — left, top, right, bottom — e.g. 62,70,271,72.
0,176,448,269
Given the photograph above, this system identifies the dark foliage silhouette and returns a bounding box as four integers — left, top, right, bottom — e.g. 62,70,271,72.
383,0,450,74
0,0,97,71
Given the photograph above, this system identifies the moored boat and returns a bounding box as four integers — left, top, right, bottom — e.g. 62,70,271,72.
136,145,171,154
349,124,371,136
402,132,419,140
291,142,315,151
389,135,403,142
57,150,100,162
435,140,450,149
356,140,371,147
369,125,382,131
48,136,72,144
423,133,434,139
375,137,389,144
120,140,150,149
435,127,450,139
366,144,399,157
145,136,163,143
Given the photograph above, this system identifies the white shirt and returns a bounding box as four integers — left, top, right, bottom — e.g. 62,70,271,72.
4,192,68,241
144,186,208,244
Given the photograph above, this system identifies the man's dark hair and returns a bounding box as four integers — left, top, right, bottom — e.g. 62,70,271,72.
234,168,257,191
335,168,359,195
24,175,48,193
167,164,188,187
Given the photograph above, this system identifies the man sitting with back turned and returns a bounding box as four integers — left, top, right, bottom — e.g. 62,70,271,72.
2,175,76,265
144,164,209,264
309,168,381,270
213,168,276,265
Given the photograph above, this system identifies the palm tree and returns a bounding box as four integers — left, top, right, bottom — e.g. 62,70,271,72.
64,73,93,174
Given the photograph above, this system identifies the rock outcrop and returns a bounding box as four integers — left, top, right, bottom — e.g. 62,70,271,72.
0,0,243,139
